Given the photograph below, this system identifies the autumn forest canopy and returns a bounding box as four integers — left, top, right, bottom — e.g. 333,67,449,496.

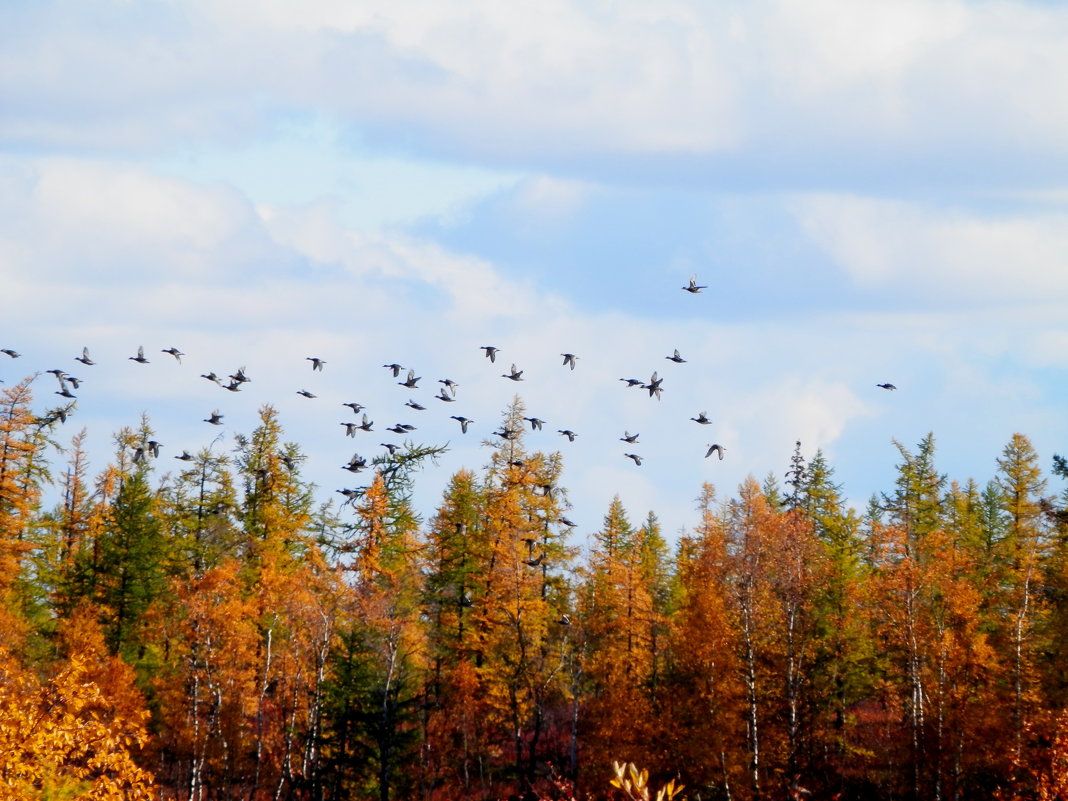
3,374,1068,801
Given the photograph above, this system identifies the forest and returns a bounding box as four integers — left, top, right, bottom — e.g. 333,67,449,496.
2,374,1068,801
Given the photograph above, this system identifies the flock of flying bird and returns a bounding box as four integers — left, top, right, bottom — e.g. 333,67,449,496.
0,274,897,517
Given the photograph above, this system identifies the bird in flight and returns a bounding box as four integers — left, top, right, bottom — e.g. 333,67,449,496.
438,378,459,396
624,453,643,466
434,389,455,403
204,410,224,425
481,346,499,363
201,372,221,385
307,357,326,371
646,371,664,399
75,347,95,366
877,383,897,390
162,347,184,363
620,378,644,388
383,363,404,377
558,429,577,442
297,390,317,399
356,414,374,432
683,275,707,294
561,353,578,370
129,346,149,364
705,443,726,460
502,364,524,381
341,422,358,438
524,417,545,431
620,431,639,443
230,367,250,384
175,450,195,461
1,349,19,358
342,454,367,473
666,349,686,364
343,402,365,414
451,415,473,433
398,369,421,389
406,399,427,410
691,411,712,425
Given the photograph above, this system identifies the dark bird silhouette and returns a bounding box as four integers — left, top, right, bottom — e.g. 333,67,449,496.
502,363,524,381
55,377,76,399
434,389,455,403
297,389,317,398
1,349,19,358
558,614,572,626
683,274,707,293
129,346,149,364
691,411,712,425
357,414,373,432
380,443,400,455
406,399,426,410
398,369,421,388
337,488,363,503
343,402,365,414
524,553,545,567
560,516,577,527
451,415,473,433
307,357,326,371
383,363,404,377
386,424,407,434
342,454,367,473
49,404,75,424
624,453,643,466
666,348,686,364
561,353,578,370
877,383,897,390
65,376,82,389
147,440,161,458
494,427,519,440
132,445,145,463
75,347,95,366
524,417,545,431
175,450,195,461
481,346,499,362
162,347,184,363
204,410,224,425
201,372,222,384
341,422,358,437
705,443,726,460
223,380,242,392
229,366,250,383
646,371,664,399
558,429,577,442
438,378,459,396
620,378,644,387
620,431,639,443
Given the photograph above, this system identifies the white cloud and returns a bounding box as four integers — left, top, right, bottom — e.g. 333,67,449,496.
793,193,1068,304
12,0,1068,177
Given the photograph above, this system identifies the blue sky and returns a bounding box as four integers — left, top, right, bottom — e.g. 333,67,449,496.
2,0,1067,540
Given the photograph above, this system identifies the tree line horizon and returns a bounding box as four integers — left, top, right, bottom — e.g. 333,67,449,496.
1,374,1067,800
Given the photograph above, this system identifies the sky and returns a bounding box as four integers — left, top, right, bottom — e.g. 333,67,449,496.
2,0,1068,543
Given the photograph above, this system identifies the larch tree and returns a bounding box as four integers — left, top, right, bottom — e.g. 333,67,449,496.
663,483,745,798
471,398,574,795
994,433,1050,764
577,496,658,786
